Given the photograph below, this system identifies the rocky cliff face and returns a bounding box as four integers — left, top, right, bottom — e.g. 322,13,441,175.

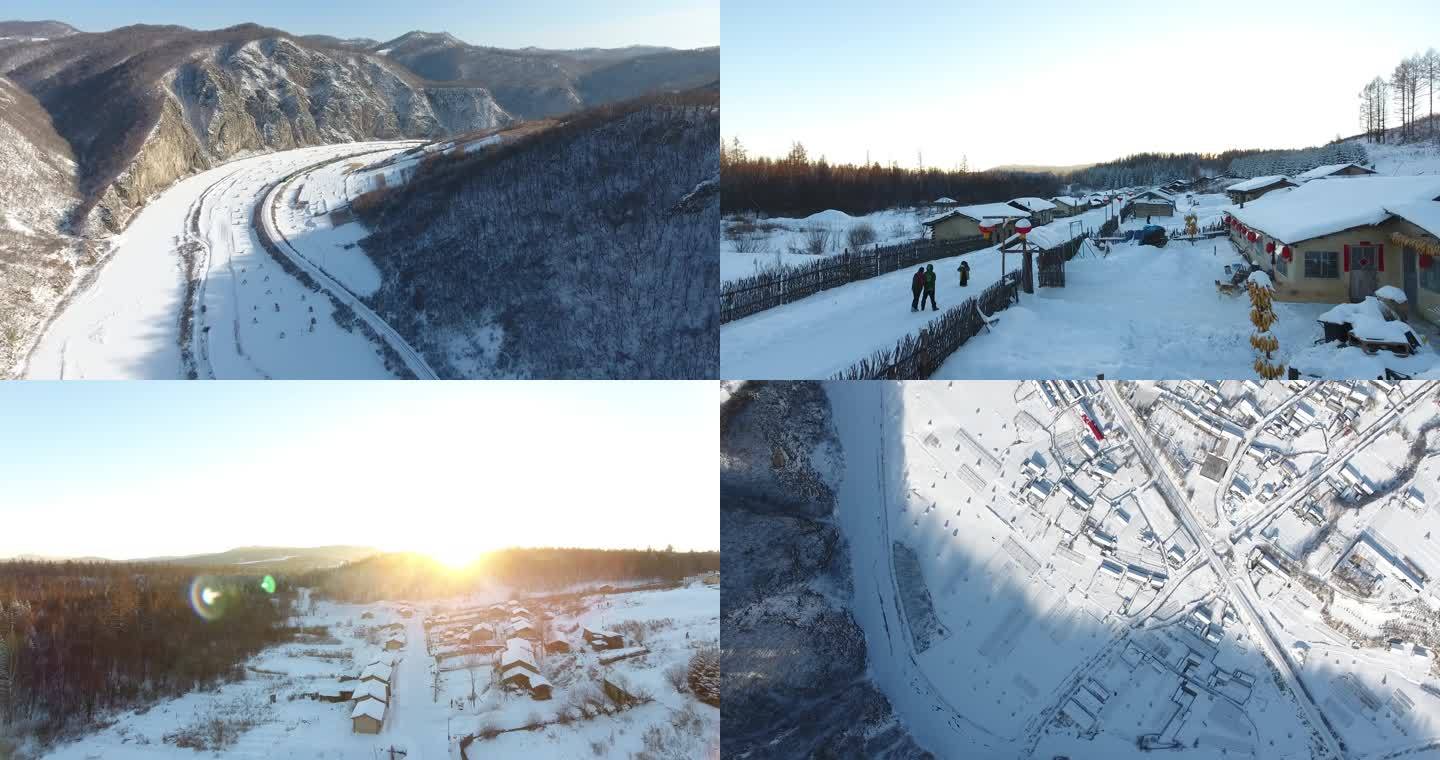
1,26,514,231
721,382,931,759
0,74,90,377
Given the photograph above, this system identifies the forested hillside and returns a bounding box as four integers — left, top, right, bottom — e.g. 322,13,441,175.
302,548,720,603
354,90,719,379
0,562,292,746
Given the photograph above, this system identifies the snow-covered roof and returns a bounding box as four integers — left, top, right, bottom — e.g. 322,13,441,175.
351,697,385,721
500,648,539,672
1009,197,1058,212
360,662,391,682
934,196,957,204
1051,196,1082,207
1000,222,1084,250
1296,163,1374,181
1227,175,1295,193
1231,176,1440,244
921,202,1030,226
1132,188,1175,203
1374,285,1408,303
1385,200,1440,240
352,679,388,703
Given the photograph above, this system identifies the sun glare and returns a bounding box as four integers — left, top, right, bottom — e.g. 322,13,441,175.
428,546,476,571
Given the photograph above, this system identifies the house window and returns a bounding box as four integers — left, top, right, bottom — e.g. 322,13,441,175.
1422,258,1440,294
1304,251,1339,279
1275,251,1288,277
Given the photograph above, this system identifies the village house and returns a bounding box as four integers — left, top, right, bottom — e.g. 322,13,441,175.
543,637,571,654
351,697,385,734
500,638,539,675
508,617,538,640
1129,189,1176,218
500,668,553,699
1008,197,1057,225
921,202,1029,241
584,627,624,650
352,679,389,704
469,623,496,643
1226,175,1297,205
1296,163,1377,182
383,634,405,650
1050,196,1084,218
1227,175,1440,326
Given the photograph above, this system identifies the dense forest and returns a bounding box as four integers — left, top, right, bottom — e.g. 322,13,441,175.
0,562,292,746
302,548,721,603
355,89,718,379
719,139,1060,216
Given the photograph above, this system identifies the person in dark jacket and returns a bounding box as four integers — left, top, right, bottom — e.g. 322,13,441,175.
922,264,938,311
957,261,970,287
910,267,925,311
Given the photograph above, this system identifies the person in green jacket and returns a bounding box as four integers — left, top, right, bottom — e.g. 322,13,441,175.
921,264,938,311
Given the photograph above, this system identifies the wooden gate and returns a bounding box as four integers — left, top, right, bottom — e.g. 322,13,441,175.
1038,249,1066,287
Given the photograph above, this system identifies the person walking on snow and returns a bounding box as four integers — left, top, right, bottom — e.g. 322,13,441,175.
910,267,925,311
922,264,938,311
957,261,970,287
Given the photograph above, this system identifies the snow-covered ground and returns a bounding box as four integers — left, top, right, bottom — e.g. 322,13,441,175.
721,207,928,283
722,195,1440,379
22,141,422,379
40,581,718,760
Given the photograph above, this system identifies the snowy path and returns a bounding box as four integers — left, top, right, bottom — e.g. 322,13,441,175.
23,141,418,379
384,614,453,760
722,243,1021,378
825,382,1016,757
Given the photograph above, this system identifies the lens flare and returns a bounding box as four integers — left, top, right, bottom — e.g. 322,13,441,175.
188,575,229,622
260,575,276,594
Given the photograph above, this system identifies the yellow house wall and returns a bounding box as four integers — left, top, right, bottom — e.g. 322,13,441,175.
1243,222,1404,303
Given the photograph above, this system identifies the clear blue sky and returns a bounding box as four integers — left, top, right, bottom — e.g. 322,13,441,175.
5,0,718,49
723,0,1440,169
0,381,717,562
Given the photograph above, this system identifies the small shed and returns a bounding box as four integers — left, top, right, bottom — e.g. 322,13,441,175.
470,623,496,642
1296,163,1376,182
351,697,385,734
384,635,405,651
543,638,571,654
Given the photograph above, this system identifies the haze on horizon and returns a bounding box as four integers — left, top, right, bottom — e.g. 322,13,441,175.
722,0,1440,171
1,0,719,50
0,381,717,565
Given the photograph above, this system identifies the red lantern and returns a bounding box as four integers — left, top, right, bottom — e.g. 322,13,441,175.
1266,241,1276,254
978,222,994,240
1422,256,1434,270
1281,246,1293,261
1015,219,1033,239
1247,231,1258,242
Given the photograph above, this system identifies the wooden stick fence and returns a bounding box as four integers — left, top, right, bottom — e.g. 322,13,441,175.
720,236,989,324
832,271,1022,380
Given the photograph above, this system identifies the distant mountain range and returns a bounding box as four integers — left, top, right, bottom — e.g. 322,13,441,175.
4,545,380,570
0,20,718,231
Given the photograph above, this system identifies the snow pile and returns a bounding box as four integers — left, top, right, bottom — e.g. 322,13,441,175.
1317,297,1391,326
1374,285,1408,303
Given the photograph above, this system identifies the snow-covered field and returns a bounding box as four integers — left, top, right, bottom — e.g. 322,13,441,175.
722,194,1440,379
40,581,718,760
22,141,423,379
721,208,927,283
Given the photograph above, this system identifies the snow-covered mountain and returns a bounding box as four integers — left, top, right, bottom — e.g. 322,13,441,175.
0,73,91,377
0,23,514,231
350,90,719,379
0,19,78,49
372,30,720,120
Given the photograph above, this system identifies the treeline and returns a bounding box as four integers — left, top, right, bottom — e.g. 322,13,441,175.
1358,48,1440,144
303,548,720,603
0,561,292,744
1068,150,1271,189
720,139,1059,216
1225,141,1368,180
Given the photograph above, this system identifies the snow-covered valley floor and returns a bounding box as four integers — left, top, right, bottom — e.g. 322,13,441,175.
722,196,1440,379
22,141,422,379
39,581,719,760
